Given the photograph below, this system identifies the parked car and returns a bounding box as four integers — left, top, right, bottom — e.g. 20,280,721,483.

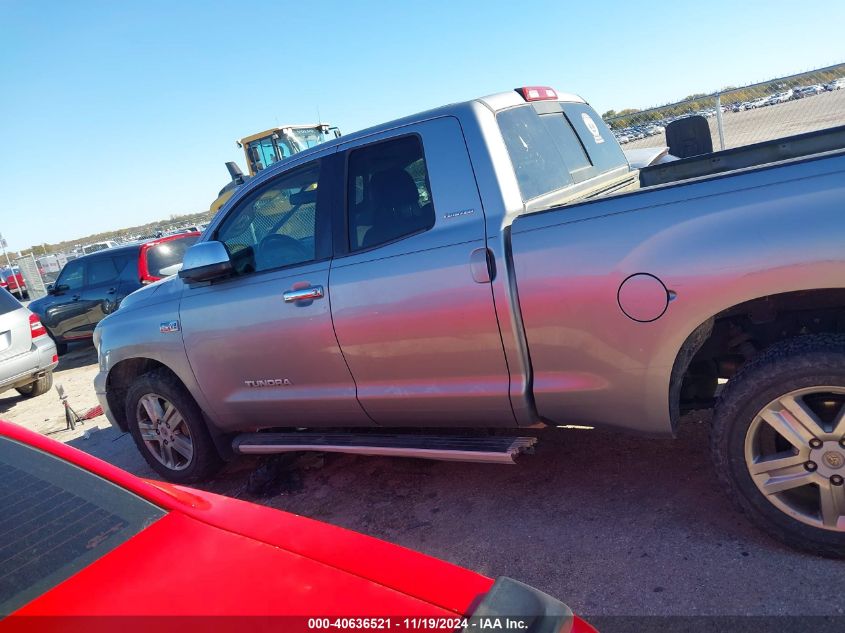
765,90,792,105
28,232,199,354
0,421,595,631
0,287,57,398
793,85,824,98
1,266,27,299
96,85,845,557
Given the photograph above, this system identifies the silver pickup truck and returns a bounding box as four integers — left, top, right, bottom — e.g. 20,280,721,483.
94,86,845,556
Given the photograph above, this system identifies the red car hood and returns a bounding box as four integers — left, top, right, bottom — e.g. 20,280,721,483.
14,509,475,617
1,421,595,633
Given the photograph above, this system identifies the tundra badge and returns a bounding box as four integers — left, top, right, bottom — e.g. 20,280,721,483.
245,379,293,387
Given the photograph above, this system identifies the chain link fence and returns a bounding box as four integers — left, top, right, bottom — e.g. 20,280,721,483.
603,63,845,153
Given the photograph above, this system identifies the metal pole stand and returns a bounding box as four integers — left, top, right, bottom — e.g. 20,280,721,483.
55,384,83,431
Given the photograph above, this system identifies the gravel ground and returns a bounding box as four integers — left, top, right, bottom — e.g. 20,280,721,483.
2,343,844,623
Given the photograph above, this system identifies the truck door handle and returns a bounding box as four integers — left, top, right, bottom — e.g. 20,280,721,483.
283,286,324,303
72,294,81,301
107,287,117,295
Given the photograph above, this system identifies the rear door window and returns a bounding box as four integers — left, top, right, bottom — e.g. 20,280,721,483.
0,436,164,616
86,257,122,287
345,135,436,251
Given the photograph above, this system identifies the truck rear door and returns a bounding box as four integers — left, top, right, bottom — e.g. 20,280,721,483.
328,117,514,426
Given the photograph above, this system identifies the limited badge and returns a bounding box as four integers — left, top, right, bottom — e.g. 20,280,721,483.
581,112,605,144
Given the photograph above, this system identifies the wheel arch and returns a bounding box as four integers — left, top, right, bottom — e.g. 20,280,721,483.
668,288,845,429
105,358,180,431
105,356,232,459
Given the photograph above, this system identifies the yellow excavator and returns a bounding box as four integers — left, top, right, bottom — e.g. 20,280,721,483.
210,124,341,213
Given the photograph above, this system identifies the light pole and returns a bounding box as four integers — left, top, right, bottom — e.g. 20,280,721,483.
0,233,13,271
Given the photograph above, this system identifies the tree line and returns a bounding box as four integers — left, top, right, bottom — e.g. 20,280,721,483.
11,210,216,260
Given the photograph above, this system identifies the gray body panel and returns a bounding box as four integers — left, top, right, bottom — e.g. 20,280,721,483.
510,152,845,434
94,90,845,438
179,261,373,431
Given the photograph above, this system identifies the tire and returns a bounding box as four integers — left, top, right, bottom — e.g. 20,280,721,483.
125,368,222,483
711,334,845,557
15,371,53,398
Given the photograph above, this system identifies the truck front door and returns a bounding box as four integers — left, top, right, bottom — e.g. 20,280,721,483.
328,118,514,427
180,156,373,431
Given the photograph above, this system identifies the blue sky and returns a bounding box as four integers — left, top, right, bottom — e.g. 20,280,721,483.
1,0,842,252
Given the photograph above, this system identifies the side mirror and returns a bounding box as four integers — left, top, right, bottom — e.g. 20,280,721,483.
45,282,55,293
178,241,233,283
52,283,70,294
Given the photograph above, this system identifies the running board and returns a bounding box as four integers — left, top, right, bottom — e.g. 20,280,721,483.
232,433,537,465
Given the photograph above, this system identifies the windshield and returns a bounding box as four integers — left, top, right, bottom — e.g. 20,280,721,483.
0,436,164,615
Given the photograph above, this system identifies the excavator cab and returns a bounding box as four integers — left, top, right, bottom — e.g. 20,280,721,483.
210,124,341,214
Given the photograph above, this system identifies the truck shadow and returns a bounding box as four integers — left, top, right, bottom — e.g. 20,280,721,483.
56,342,98,371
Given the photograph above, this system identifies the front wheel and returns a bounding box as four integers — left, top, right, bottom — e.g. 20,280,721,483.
125,368,222,483
712,335,845,557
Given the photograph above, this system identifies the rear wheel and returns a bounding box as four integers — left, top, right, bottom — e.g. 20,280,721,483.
15,371,53,398
125,369,222,483
712,335,845,557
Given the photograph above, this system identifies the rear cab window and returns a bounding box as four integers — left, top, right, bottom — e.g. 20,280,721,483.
0,437,164,615
497,101,628,201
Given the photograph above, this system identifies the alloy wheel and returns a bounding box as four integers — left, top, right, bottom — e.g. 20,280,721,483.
745,386,845,531
135,392,194,471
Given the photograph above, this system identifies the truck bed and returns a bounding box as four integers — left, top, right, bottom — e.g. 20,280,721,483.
508,148,845,434
638,124,845,188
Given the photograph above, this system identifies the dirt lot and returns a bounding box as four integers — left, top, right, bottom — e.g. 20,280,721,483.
622,88,845,151
3,342,845,622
